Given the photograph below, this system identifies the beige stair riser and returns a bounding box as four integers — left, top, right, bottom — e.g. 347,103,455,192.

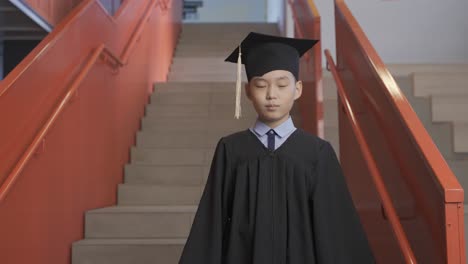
427,123,465,159
168,69,245,76
454,124,468,153
175,47,236,53
139,115,300,131
180,31,278,37
150,92,251,106
145,104,258,118
168,74,238,81
85,207,197,238
154,81,237,91
171,58,237,64
181,28,278,33
145,103,302,116
169,66,243,73
431,96,468,122
413,72,468,97
72,240,184,264
140,117,256,132
136,131,229,149
124,164,209,185
174,52,241,57
179,28,273,34
118,185,203,205
153,80,337,100
131,147,214,166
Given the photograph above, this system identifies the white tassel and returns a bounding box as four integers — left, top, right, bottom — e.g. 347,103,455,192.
234,44,242,119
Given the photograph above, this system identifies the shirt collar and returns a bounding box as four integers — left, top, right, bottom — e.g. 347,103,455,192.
251,115,296,138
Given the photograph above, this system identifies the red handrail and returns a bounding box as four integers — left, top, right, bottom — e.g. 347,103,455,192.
0,0,167,203
120,0,169,63
325,49,417,264
334,1,465,261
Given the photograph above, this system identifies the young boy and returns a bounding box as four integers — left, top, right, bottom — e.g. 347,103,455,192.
178,32,375,264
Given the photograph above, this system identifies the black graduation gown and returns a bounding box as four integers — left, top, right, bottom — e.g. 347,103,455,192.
178,127,375,264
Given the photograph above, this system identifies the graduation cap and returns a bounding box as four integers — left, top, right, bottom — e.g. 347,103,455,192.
224,32,319,119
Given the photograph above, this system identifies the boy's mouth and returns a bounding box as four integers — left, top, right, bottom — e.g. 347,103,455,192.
265,104,279,110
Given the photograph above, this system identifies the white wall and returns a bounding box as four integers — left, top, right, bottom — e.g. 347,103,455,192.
190,0,267,23
314,0,468,64
267,0,282,23
186,0,468,64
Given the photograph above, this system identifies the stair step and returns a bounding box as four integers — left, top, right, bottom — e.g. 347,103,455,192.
170,57,235,65
168,68,245,76
124,164,209,185
170,59,243,68
180,22,278,33
174,51,241,57
387,64,468,76
145,103,258,118
432,95,468,122
426,122,464,159
179,31,278,38
177,38,256,45
454,123,468,153
131,147,213,165
136,130,226,148
413,72,468,97
72,238,185,264
175,44,239,50
174,46,237,52
140,116,254,132
85,206,197,238
118,184,203,205
151,91,251,106
168,73,238,82
146,101,303,119
154,81,237,91
395,76,468,157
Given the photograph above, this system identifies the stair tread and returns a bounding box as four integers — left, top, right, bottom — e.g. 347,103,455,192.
74,238,187,245
87,205,198,214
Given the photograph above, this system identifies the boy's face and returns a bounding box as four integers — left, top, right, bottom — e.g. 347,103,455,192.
245,70,302,127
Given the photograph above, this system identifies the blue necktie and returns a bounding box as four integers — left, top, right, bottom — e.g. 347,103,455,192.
267,129,276,151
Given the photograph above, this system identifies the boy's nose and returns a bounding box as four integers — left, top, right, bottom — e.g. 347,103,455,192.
266,88,277,99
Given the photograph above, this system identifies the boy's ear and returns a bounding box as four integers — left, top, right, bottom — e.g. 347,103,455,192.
294,80,303,100
244,83,251,99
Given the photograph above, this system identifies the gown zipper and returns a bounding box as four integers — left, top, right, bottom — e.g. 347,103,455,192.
271,152,276,264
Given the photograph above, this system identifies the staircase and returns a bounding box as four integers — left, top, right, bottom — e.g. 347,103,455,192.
73,22,333,263
71,20,468,262
395,70,468,241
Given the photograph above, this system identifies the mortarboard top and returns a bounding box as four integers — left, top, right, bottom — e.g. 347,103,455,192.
224,32,319,119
